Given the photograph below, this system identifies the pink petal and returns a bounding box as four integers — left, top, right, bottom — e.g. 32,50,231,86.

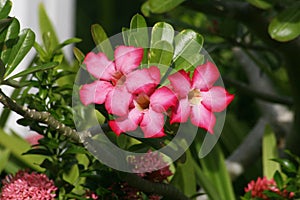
201,86,234,112
84,52,116,81
109,108,142,135
105,86,133,116
170,98,191,124
126,67,160,94
190,104,216,134
168,70,191,98
114,46,143,74
150,87,177,113
79,80,113,106
140,109,166,138
192,61,220,90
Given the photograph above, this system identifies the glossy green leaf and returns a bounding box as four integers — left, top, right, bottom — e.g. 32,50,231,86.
54,37,82,53
0,129,43,171
141,1,151,17
268,3,300,42
273,170,283,189
39,3,59,52
246,0,272,10
0,149,10,173
199,144,235,200
0,0,12,19
73,47,85,63
128,14,148,48
149,0,185,13
33,42,47,60
63,164,79,185
171,149,197,197
91,24,113,59
0,18,20,64
175,53,204,72
5,29,35,77
0,18,12,33
271,158,297,174
151,22,174,47
173,29,203,71
7,62,58,80
263,125,280,179
0,59,5,82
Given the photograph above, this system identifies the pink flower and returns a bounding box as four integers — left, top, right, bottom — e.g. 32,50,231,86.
109,67,177,138
79,45,144,116
245,176,294,199
0,170,57,200
25,133,43,145
168,61,234,133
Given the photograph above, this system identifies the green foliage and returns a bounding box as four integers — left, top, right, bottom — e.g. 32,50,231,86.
148,0,185,13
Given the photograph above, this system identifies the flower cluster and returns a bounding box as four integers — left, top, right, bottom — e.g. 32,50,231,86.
244,176,294,199
80,45,234,138
0,170,57,200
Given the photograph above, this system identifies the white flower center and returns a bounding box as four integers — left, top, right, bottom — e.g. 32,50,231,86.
188,89,202,105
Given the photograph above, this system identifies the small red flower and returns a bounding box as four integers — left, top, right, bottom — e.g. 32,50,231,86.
0,170,57,200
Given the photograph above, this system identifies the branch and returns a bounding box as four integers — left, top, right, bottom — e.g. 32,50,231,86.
0,89,80,143
121,172,190,200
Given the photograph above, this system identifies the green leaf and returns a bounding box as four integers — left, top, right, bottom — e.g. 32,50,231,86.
0,18,13,33
262,125,280,179
54,37,82,53
149,0,185,13
7,62,58,80
122,27,130,46
0,58,5,82
151,22,174,47
173,29,204,71
128,14,148,48
246,0,272,10
199,144,235,200
141,2,151,17
273,170,284,189
39,3,59,52
0,18,20,64
0,0,12,19
268,3,300,42
91,24,114,59
0,149,10,173
5,29,35,77
73,47,85,63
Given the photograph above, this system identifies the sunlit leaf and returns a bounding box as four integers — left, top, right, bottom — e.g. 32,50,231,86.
247,0,272,10
141,1,151,17
262,125,280,179
151,22,174,47
5,29,35,77
268,3,300,42
73,47,85,63
54,37,82,53
0,149,10,173
149,0,185,13
91,24,114,59
128,14,148,48
0,0,12,19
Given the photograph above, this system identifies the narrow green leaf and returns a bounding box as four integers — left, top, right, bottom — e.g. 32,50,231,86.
151,22,174,47
173,29,203,71
273,170,283,189
246,0,272,9
0,129,43,171
0,58,5,82
0,18,13,33
39,3,59,51
54,37,82,53
73,47,85,63
263,125,280,179
7,62,58,80
91,24,114,59
128,14,148,48
122,27,129,46
0,0,12,19
0,18,20,64
5,29,35,77
268,3,300,42
33,42,47,60
149,0,185,13
199,144,235,200
0,149,10,173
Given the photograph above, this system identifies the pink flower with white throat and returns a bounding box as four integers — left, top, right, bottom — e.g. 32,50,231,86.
79,45,144,116
109,67,177,138
168,61,234,133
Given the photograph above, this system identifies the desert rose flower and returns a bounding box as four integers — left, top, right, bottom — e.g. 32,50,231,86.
109,67,177,138
168,61,234,133
79,45,146,116
0,170,57,200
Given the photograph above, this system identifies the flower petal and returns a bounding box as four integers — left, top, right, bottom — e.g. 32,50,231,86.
114,46,143,74
190,104,216,134
201,86,234,112
79,80,113,106
150,87,177,113
105,86,133,116
84,52,116,81
170,98,191,124
140,109,166,138
109,108,142,135
168,70,191,98
126,66,160,94
192,61,220,90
